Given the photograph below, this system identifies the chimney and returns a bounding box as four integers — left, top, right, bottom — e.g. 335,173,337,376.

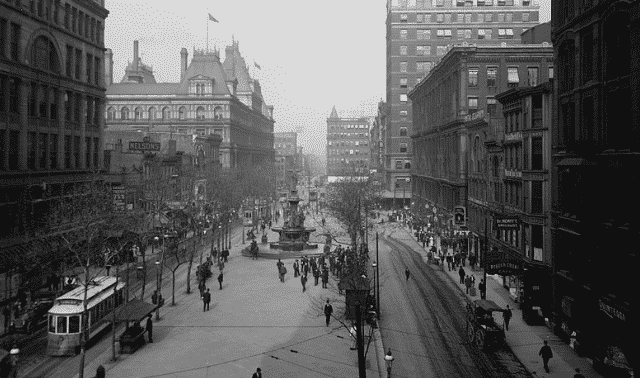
133,40,139,72
104,48,113,86
180,48,188,79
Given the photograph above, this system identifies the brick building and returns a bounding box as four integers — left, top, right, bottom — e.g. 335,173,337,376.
274,132,297,193
385,0,541,206
550,0,638,374
1,0,109,300
325,107,371,180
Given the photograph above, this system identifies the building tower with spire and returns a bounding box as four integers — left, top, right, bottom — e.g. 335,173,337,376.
326,106,371,179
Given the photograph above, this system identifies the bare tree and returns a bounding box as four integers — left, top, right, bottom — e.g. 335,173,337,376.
164,240,189,306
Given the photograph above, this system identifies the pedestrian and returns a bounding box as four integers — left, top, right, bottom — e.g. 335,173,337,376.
573,368,586,378
539,340,553,373
313,267,320,286
324,299,333,326
503,305,512,331
276,259,283,279
322,267,329,288
252,367,262,378
446,253,453,271
151,290,158,305
146,314,153,343
464,275,472,294
268,220,272,229
321,217,326,227
279,264,287,283
2,306,10,332
458,266,466,284
293,259,300,277
198,280,206,298
217,272,224,290
301,273,307,292
405,268,410,281
203,288,211,311
478,279,486,299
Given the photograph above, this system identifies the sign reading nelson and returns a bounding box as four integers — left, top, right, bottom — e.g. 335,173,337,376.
129,137,160,152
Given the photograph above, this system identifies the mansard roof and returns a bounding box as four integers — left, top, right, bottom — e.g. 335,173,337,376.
176,50,231,96
222,40,252,93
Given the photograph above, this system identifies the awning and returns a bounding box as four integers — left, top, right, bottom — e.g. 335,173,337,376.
115,299,157,322
557,157,597,167
474,299,504,313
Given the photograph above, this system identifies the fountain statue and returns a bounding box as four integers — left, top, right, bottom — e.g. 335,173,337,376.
269,169,318,252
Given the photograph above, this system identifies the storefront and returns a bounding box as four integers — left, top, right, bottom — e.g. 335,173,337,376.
592,295,633,377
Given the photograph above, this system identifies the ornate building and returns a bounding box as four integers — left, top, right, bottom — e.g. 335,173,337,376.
550,0,638,374
326,107,371,180
105,40,275,175
1,0,109,301
274,132,298,194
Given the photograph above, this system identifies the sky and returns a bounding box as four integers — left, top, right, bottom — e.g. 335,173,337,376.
104,0,550,156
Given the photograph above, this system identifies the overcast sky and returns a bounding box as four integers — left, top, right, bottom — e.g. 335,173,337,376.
104,0,550,156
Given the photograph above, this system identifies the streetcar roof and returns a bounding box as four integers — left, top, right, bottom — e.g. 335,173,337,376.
50,277,125,314
56,276,118,301
48,304,81,315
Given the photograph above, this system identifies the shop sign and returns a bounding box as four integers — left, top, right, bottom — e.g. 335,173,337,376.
454,206,466,226
112,185,125,211
485,247,523,275
496,216,520,229
599,298,626,322
129,137,160,152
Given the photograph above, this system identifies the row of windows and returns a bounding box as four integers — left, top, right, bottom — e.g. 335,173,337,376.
327,124,369,130
327,158,369,166
0,129,100,171
328,149,368,156
402,28,515,43
398,0,538,9
328,140,369,146
65,44,101,85
395,159,412,169
107,106,225,121
401,11,531,24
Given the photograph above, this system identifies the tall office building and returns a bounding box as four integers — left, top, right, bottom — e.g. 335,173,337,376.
385,0,541,206
326,106,371,180
1,0,109,300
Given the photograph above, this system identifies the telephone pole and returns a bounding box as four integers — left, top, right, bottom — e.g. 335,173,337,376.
356,304,366,378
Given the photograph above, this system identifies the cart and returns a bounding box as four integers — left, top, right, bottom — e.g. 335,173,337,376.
466,299,506,350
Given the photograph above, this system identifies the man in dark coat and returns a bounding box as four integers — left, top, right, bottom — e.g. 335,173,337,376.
252,367,262,378
539,340,553,373
146,314,153,343
458,266,466,284
301,273,307,293
293,260,300,277
503,305,513,331
478,279,487,299
217,272,224,290
324,299,333,326
313,267,320,286
321,267,329,288
202,288,211,311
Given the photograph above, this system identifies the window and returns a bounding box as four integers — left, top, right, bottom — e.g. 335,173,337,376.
148,107,157,120
134,107,142,120
436,13,444,22
445,13,451,23
56,316,68,334
561,102,575,146
417,45,430,56
399,61,407,73
10,23,20,61
527,67,538,86
0,18,6,59
522,13,530,22
400,13,408,22
400,45,407,55
90,18,95,41
436,45,447,56
121,107,129,120
400,127,407,136
395,159,403,170
74,49,81,80
196,106,205,120
457,13,464,23
561,41,575,92
417,29,431,40
468,68,478,87
531,181,542,213
400,78,407,88
485,13,492,22
73,136,80,167
162,107,170,120
487,97,497,116
417,61,432,73
507,67,519,86
531,136,542,170
400,143,408,153
49,134,58,169
178,106,186,120
94,57,100,86
549,66,554,80
96,21,102,44
50,88,58,119
86,53,92,83
64,135,71,168
78,10,83,36
107,107,115,120
400,94,407,103
417,14,424,23
468,96,478,111
400,29,407,39
27,132,37,169
400,111,408,118
581,29,594,83
477,13,484,22
93,138,99,167
506,13,513,22
68,315,80,333
65,45,73,77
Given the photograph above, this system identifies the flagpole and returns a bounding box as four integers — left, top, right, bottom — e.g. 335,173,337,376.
206,14,209,52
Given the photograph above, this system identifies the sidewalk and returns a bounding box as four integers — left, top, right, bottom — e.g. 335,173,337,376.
399,223,603,378
69,216,380,378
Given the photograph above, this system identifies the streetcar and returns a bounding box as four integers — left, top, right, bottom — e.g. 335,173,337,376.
47,276,125,356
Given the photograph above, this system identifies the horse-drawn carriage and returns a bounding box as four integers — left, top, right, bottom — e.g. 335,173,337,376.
466,299,506,350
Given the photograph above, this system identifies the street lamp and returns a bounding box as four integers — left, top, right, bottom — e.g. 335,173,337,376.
228,218,232,249
9,344,19,378
154,260,161,320
384,349,394,378
217,225,222,252
371,262,377,319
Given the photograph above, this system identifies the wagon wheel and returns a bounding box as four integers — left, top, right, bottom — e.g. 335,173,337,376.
466,321,475,343
475,329,485,349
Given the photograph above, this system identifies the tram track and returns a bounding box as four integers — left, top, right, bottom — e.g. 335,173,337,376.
382,232,532,378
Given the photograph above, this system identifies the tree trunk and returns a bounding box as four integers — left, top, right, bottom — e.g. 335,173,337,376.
186,240,195,294
171,269,176,306
78,264,90,378
140,250,146,301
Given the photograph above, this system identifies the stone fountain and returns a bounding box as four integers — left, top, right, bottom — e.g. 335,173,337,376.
269,188,318,251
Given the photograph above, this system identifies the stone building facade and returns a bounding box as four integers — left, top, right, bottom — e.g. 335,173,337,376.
0,0,109,301
326,107,371,179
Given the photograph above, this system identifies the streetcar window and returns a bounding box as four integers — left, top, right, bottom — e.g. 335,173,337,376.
69,315,80,333
57,315,67,333
49,315,56,333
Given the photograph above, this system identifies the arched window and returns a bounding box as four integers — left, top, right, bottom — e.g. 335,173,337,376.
162,107,170,120
148,107,157,120
31,35,60,72
121,107,129,120
178,106,187,120
214,106,223,120
196,106,205,120
134,107,142,120
107,107,115,120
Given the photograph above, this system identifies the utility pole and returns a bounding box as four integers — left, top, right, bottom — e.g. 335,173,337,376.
356,304,366,378
376,232,380,319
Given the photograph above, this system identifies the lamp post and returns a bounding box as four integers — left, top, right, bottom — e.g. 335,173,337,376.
217,225,222,253
154,233,165,321
375,232,380,318
228,218,232,249
371,262,377,319
384,349,394,378
154,260,161,320
9,344,19,378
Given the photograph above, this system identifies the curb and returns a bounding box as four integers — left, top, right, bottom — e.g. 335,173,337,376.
372,326,387,378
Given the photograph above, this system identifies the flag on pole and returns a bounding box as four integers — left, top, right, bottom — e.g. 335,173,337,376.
254,61,261,70
208,13,219,23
